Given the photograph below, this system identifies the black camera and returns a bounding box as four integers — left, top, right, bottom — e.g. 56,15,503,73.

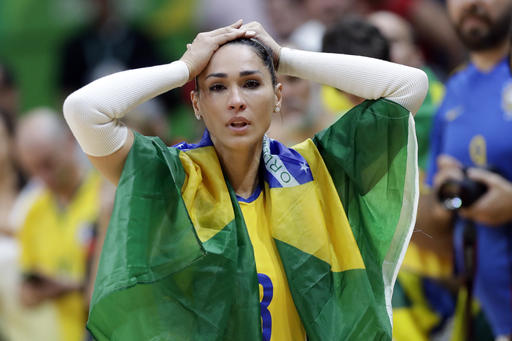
437,168,489,211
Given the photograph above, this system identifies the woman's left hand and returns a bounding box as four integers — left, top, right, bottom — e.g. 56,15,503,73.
241,22,282,69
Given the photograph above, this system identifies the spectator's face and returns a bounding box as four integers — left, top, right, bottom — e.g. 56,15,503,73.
17,136,72,193
448,0,512,50
369,13,423,67
266,0,306,39
193,44,282,152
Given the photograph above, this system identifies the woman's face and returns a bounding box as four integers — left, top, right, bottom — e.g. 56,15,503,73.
193,44,281,152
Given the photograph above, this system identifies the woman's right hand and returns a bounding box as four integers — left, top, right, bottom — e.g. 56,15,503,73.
240,21,282,68
180,20,255,81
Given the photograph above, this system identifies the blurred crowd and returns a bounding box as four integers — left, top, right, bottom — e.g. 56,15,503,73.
0,0,511,340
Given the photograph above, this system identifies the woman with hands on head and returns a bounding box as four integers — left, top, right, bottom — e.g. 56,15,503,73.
64,20,428,341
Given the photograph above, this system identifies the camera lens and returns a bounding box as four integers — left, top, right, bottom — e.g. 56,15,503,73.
444,197,463,210
437,177,487,210
438,179,464,210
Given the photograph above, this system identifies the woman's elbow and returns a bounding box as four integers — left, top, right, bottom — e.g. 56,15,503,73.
412,69,429,115
63,91,85,124
404,68,429,115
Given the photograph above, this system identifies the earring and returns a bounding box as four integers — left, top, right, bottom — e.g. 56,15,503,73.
195,114,202,120
274,106,281,113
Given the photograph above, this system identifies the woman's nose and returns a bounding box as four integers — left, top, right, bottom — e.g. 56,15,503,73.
228,87,246,111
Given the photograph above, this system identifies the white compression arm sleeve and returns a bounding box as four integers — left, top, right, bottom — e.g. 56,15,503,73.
278,47,428,114
63,61,189,157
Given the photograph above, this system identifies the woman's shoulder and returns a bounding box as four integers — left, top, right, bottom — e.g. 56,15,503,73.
121,132,180,179
122,131,217,191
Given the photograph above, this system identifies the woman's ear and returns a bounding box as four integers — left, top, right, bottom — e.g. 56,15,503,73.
190,90,202,120
273,83,283,113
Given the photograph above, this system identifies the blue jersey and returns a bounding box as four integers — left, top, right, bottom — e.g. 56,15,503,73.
426,57,512,336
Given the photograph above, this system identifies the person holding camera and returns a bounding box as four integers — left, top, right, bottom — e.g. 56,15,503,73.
419,0,512,339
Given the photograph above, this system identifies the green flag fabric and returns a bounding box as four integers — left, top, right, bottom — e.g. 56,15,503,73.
88,98,418,340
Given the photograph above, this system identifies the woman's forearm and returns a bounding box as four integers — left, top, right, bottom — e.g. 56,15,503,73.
278,47,428,114
63,61,189,157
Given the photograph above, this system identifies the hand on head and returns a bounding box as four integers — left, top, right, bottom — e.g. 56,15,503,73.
240,22,282,68
180,20,255,81
180,20,282,81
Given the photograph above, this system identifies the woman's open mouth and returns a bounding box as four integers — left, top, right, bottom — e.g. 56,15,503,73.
231,122,248,128
228,117,250,133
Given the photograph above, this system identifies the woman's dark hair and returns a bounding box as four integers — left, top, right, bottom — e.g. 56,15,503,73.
0,108,15,137
195,38,277,91
0,63,15,89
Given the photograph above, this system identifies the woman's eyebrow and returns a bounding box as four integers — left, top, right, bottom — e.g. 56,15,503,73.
240,70,262,76
205,70,262,79
206,72,227,79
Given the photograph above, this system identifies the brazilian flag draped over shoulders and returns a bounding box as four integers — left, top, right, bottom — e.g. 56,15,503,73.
88,98,418,340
